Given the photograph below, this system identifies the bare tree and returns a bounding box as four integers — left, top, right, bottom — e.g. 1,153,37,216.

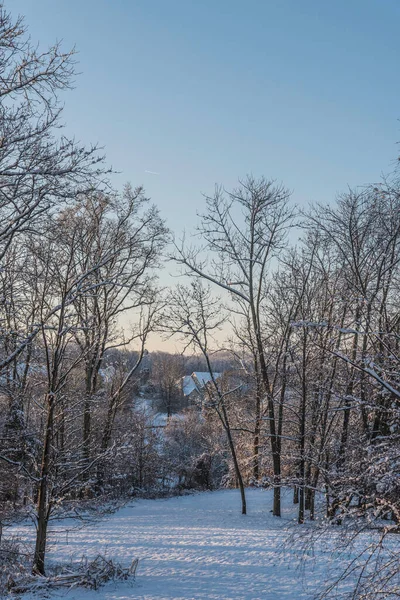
24,191,166,574
67,185,168,463
0,6,106,258
150,352,185,416
174,176,295,516
0,4,106,393
165,281,247,514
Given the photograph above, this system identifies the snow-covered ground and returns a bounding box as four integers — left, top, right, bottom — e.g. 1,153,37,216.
134,396,170,427
11,488,354,599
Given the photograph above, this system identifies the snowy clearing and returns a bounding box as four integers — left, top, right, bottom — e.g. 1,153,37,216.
11,488,357,600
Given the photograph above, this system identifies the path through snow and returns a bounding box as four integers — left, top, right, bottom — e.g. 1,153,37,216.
15,489,332,599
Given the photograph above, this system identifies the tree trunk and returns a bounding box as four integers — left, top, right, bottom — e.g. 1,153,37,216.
338,305,360,467
298,330,307,525
255,330,281,516
221,404,247,515
33,393,54,575
253,373,262,481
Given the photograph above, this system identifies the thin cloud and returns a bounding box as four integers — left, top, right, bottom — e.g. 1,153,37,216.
145,170,160,175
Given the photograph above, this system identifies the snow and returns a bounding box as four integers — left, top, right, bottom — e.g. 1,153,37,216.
10,488,336,600
134,397,170,427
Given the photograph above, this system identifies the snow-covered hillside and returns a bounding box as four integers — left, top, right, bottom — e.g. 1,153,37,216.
11,488,345,600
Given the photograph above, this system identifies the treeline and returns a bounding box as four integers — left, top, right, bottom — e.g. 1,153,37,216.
163,176,400,530
0,3,399,595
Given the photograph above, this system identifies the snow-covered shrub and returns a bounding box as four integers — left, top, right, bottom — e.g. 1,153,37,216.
0,536,32,596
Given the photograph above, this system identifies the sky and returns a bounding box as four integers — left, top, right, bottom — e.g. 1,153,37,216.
10,0,400,350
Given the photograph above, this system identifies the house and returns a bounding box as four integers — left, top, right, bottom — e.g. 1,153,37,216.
181,371,221,402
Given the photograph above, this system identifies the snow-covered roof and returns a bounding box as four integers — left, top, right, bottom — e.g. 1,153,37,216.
98,365,116,383
182,371,221,396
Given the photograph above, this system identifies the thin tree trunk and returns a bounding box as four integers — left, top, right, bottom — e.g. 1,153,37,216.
222,403,247,515
338,305,360,467
298,330,307,524
253,370,262,481
33,393,54,575
254,329,281,516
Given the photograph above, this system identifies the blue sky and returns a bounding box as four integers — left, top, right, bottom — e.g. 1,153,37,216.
11,0,400,235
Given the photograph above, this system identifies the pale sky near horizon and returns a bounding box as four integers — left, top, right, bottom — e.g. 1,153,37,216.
11,0,400,351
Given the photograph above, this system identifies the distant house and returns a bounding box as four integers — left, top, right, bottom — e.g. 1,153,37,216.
181,371,221,402
98,365,116,384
